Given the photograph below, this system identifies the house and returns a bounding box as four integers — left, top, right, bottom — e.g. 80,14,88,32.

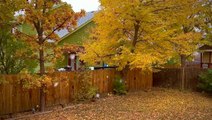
56,11,96,71
185,45,212,69
199,45,212,69
17,11,96,72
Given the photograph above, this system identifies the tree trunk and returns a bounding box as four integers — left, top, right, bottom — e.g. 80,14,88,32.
39,47,45,112
40,85,45,112
121,65,130,91
180,54,186,68
132,21,140,48
180,54,186,90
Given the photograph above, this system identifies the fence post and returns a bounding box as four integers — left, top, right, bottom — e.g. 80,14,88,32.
181,67,185,90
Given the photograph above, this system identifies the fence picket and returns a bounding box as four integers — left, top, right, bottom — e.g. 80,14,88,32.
153,68,203,89
0,69,152,115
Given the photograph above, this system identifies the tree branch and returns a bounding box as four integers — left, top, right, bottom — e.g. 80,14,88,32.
43,17,71,42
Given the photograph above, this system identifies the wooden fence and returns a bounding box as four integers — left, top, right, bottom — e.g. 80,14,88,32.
0,69,152,115
153,67,204,90
123,69,152,91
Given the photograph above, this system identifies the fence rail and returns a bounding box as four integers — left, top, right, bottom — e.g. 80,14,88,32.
153,67,204,89
0,69,152,115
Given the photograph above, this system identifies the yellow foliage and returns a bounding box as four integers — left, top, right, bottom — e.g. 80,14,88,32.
20,74,41,89
80,0,205,70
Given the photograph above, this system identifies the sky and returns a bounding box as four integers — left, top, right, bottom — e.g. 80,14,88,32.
62,0,100,12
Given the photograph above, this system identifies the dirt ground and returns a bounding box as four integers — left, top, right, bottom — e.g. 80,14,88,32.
15,88,212,120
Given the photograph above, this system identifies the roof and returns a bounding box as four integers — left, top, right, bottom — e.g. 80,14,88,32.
199,45,212,52
55,11,95,38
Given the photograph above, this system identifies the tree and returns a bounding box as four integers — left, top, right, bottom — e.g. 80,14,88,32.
162,0,204,67
161,0,206,90
0,26,37,74
200,0,212,44
81,0,175,70
81,0,205,71
17,0,85,111
0,0,36,74
0,0,24,27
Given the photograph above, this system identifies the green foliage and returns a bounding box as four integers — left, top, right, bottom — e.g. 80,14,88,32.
198,69,212,93
74,71,98,101
0,26,37,74
113,75,127,95
0,0,37,74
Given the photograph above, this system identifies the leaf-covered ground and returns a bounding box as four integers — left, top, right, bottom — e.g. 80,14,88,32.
20,88,212,120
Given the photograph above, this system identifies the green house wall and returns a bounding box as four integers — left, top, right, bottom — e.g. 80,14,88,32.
19,21,95,69
58,21,95,46
56,21,95,68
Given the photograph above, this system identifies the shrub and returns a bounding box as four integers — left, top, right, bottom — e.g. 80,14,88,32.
74,71,98,101
113,75,127,95
198,69,212,93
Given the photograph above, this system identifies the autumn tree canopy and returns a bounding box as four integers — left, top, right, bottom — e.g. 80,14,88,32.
80,0,205,69
17,0,84,74
159,0,204,67
17,0,85,111
0,0,24,26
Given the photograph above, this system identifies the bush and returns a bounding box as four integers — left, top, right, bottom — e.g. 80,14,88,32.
74,71,98,101
113,75,127,95
198,69,212,93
